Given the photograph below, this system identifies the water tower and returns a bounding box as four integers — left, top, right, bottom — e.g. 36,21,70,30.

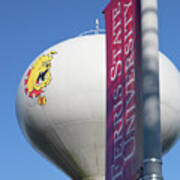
16,34,180,180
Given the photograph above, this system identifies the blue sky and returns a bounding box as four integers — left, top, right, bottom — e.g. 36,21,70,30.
0,0,180,179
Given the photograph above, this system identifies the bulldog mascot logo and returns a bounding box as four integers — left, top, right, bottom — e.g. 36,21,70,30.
24,51,57,105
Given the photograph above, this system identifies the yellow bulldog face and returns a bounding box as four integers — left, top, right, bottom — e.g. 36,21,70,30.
24,51,57,105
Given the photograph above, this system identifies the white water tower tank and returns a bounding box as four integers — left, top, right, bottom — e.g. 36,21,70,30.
16,34,180,180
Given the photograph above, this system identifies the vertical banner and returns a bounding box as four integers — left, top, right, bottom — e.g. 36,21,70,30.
104,0,142,179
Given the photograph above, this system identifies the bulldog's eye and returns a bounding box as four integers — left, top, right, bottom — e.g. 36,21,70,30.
46,64,49,67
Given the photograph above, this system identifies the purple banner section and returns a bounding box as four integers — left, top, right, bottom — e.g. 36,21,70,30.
104,0,142,179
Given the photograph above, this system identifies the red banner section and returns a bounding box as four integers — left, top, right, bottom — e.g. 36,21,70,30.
104,0,142,179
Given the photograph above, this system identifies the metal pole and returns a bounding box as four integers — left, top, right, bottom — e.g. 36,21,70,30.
141,0,163,179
